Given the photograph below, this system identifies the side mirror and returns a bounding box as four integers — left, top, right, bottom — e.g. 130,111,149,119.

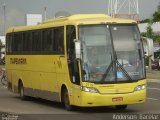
74,39,81,59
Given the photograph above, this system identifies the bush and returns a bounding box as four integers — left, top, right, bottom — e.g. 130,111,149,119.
145,56,149,66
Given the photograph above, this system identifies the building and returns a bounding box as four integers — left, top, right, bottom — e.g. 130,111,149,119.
26,14,42,26
138,22,160,35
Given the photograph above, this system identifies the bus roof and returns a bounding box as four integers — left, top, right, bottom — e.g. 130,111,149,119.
7,14,137,33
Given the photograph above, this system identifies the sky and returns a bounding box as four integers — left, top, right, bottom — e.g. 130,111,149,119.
0,0,160,36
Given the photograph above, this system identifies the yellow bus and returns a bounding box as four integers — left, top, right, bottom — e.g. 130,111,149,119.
6,14,146,110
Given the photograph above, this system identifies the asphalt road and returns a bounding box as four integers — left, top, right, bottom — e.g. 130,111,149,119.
0,80,160,120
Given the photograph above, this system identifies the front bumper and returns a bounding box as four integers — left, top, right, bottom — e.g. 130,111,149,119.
77,90,146,107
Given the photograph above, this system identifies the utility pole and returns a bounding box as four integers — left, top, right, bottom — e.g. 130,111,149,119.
108,0,139,21
44,0,47,21
2,2,6,35
44,6,47,21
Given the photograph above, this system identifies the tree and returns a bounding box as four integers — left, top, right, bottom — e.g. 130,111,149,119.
141,22,160,44
141,23,154,38
146,23,154,38
153,12,160,22
152,3,160,22
140,19,150,23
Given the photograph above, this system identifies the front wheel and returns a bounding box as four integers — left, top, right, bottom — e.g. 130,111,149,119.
115,105,127,110
63,88,73,111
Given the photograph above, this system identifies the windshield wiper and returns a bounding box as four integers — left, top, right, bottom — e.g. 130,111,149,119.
116,60,133,81
100,55,133,82
100,60,114,82
114,51,133,81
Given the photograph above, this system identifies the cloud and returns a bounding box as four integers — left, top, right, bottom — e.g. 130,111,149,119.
0,9,25,35
6,9,25,26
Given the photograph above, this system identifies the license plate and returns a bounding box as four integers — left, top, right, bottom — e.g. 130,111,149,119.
112,97,123,102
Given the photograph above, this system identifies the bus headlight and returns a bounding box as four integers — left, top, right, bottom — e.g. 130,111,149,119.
134,84,146,91
81,86,99,93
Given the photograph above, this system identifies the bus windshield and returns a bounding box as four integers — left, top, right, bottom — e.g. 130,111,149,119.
79,24,145,83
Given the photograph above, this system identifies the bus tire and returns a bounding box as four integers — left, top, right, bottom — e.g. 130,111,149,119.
115,105,127,110
19,82,26,100
63,88,73,111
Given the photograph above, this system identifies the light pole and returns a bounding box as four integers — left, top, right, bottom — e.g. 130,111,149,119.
44,6,47,21
2,2,6,35
44,0,47,21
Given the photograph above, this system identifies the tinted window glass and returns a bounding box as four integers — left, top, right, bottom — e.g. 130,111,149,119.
13,33,23,52
42,29,54,52
32,31,41,52
7,27,64,54
54,27,64,53
23,32,32,52
6,34,12,53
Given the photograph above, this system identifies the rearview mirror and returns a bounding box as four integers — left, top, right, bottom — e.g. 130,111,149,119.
74,39,81,59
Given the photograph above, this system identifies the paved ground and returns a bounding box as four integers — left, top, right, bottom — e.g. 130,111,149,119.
0,80,160,120
146,69,160,80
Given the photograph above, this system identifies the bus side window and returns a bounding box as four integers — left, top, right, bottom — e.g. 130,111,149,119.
42,29,53,53
67,25,80,85
32,31,42,53
6,33,12,53
13,33,23,53
23,32,32,53
54,27,64,54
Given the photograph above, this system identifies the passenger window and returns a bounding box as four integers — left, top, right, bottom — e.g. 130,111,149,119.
42,29,54,53
32,31,41,52
23,32,32,53
6,34,12,53
13,33,23,53
54,27,64,54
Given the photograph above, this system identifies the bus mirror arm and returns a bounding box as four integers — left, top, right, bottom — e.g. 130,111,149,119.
138,49,142,60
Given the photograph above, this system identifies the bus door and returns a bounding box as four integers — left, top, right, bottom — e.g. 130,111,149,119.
66,26,81,105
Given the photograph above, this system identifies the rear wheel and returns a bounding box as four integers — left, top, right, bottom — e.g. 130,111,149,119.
63,88,73,111
19,82,26,100
115,105,127,110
